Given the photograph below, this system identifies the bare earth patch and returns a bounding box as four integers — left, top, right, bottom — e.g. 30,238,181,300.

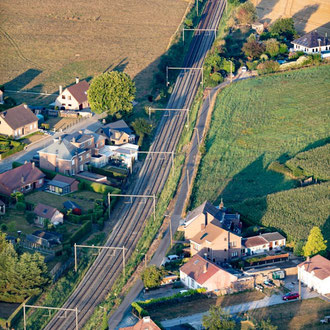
0,0,188,104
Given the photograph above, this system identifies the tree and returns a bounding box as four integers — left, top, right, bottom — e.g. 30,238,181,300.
0,231,49,302
303,227,327,257
235,1,257,25
242,39,265,59
202,305,235,330
132,118,153,146
257,60,280,74
88,71,136,116
141,265,164,289
265,38,280,57
270,18,296,41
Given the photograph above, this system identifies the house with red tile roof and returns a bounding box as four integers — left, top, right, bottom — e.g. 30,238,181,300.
0,104,38,138
180,254,238,292
0,162,45,196
34,203,63,226
298,255,330,295
55,78,89,110
120,316,160,330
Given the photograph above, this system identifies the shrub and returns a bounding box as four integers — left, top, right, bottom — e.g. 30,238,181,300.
141,265,164,289
26,212,35,224
16,202,26,212
41,123,50,130
70,221,92,245
0,224,8,231
257,60,280,74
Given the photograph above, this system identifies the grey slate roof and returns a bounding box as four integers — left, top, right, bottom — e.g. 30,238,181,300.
0,104,38,129
293,30,330,48
38,139,82,160
105,120,133,135
63,131,93,144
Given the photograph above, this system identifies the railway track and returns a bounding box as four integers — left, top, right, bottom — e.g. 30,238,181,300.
45,1,226,329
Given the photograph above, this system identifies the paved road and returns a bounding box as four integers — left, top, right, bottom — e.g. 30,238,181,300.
161,288,320,328
0,115,102,173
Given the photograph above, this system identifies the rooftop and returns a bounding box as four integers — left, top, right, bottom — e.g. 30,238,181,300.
298,255,330,280
38,138,83,160
0,104,38,129
243,236,269,248
293,30,329,48
66,80,89,104
34,203,58,219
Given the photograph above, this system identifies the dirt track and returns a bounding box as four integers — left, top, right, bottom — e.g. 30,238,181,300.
252,0,330,35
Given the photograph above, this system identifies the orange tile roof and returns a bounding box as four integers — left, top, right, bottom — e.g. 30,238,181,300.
298,255,330,280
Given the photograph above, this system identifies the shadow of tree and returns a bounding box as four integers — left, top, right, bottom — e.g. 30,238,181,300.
292,4,319,34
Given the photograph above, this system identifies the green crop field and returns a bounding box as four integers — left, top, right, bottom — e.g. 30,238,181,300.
285,143,330,181
190,65,330,243
0,0,188,105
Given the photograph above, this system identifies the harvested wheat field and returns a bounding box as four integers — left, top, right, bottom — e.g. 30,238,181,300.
0,0,189,104
252,0,330,35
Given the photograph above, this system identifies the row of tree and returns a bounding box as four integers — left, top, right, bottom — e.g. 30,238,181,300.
0,231,49,302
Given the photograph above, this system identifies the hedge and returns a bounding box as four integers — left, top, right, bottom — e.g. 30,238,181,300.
69,221,92,245
0,143,25,160
77,178,120,195
89,165,128,179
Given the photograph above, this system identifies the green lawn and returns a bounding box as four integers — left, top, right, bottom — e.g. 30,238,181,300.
190,65,330,242
25,190,103,212
144,291,264,321
0,209,37,235
242,298,330,329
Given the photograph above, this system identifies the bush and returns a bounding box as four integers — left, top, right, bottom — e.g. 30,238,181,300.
16,202,26,212
246,61,258,70
141,265,164,289
70,221,92,245
41,123,50,130
77,178,120,195
26,212,35,224
257,60,280,74
0,223,8,231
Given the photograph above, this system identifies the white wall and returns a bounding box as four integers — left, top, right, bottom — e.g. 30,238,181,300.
293,43,330,54
298,266,330,295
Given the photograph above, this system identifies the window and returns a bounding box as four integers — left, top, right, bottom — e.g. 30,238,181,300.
224,237,227,241
30,124,32,130
18,129,21,135
79,156,83,161
68,95,71,100
62,95,66,99
39,179,43,184
68,104,72,107
88,140,92,146
34,123,37,128
232,252,238,257
86,152,90,158
224,248,227,252
231,241,237,247
72,159,75,165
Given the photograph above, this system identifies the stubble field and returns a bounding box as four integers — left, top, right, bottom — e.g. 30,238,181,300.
0,0,188,104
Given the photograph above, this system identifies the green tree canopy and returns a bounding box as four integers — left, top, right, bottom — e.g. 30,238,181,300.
202,305,236,330
132,118,153,146
270,18,296,41
303,226,327,257
265,38,280,57
235,1,257,25
141,265,164,289
88,71,136,116
257,319,278,330
0,231,49,302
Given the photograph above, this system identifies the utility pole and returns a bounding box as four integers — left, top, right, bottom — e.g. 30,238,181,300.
108,192,111,219
23,303,26,330
194,127,200,145
299,276,301,300
123,246,126,278
74,243,77,272
186,169,190,189
196,0,199,16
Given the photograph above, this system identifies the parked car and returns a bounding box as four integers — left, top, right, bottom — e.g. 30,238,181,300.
282,292,299,301
241,66,247,72
264,280,274,288
167,255,180,261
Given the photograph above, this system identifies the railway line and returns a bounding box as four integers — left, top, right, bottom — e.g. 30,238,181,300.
45,1,226,329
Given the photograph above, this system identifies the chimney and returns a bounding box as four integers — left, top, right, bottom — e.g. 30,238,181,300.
203,262,208,273
79,130,83,134
201,223,206,231
307,256,310,262
75,77,80,84
143,316,151,323
219,198,224,210
115,131,120,139
59,85,63,94
21,175,25,184
72,137,76,143
24,160,27,164
32,162,35,169
204,253,207,259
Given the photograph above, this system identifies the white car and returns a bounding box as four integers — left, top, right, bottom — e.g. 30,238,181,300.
241,66,247,72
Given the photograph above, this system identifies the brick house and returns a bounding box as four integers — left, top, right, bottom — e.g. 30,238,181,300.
38,138,91,175
46,174,79,195
180,254,239,292
0,162,45,196
184,201,242,263
34,203,64,226
55,78,89,110
0,104,38,138
97,120,135,145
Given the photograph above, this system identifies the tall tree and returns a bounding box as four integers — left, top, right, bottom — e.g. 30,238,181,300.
141,265,163,289
88,71,136,116
235,1,257,25
303,227,327,257
265,38,280,57
270,18,296,41
132,118,153,146
0,231,49,302
202,305,235,330
242,39,265,59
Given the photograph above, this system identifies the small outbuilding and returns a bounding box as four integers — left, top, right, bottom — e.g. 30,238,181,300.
34,203,64,226
47,174,79,195
63,200,82,215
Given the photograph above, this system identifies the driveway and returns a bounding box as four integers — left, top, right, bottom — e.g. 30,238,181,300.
161,288,320,329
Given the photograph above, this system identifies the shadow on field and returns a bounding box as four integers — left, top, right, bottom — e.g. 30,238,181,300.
292,4,319,34
216,153,296,206
4,68,42,91
256,0,280,24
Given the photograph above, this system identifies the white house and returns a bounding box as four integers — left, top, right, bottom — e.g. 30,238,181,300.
298,255,330,295
292,30,330,54
261,232,286,250
98,143,139,169
55,78,89,110
243,236,270,255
